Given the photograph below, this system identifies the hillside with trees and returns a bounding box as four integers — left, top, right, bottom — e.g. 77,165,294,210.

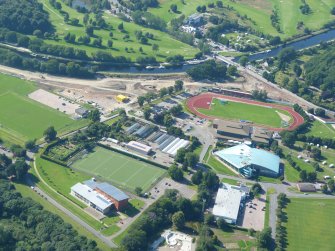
304,47,335,96
0,0,52,34
259,42,335,111
0,180,100,250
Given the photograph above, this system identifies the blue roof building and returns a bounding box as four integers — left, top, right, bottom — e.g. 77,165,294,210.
214,144,280,178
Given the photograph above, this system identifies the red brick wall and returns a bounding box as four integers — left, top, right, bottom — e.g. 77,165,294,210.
95,188,128,211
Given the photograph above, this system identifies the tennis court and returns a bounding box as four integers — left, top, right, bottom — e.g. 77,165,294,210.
71,147,166,192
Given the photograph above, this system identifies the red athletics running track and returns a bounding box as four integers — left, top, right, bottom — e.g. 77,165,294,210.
186,93,304,131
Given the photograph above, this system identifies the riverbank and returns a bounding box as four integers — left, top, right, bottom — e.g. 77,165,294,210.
245,28,335,62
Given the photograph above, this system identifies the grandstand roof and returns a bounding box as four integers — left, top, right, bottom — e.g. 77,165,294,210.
213,120,251,137
214,144,280,174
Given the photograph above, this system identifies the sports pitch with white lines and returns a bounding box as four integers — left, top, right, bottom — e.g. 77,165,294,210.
71,147,166,192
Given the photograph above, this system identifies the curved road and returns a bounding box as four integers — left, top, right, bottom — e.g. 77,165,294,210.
28,159,117,248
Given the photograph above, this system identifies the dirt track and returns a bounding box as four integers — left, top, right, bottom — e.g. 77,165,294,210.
186,93,305,131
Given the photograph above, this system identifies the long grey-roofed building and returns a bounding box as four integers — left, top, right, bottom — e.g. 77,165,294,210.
158,136,175,150
127,141,152,155
71,183,113,214
213,119,251,141
126,123,141,134
84,179,129,211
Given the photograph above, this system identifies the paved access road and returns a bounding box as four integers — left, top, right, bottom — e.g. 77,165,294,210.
25,174,117,248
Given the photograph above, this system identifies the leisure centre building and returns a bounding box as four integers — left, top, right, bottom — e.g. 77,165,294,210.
214,144,280,178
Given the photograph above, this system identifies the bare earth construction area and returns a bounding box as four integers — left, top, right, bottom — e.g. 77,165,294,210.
29,89,80,116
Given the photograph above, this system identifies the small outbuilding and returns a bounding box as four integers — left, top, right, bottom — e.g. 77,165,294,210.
296,183,316,192
116,95,129,103
75,107,89,118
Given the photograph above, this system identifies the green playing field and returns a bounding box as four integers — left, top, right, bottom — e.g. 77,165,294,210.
0,74,88,145
71,147,166,192
285,198,335,251
197,98,292,128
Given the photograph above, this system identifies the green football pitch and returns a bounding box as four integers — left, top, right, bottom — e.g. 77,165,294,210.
71,147,166,192
285,198,335,251
197,98,292,128
0,73,88,145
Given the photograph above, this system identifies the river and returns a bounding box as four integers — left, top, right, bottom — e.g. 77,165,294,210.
245,28,335,62
105,28,335,74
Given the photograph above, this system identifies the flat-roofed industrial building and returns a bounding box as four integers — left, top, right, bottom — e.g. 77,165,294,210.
213,183,247,224
127,141,152,155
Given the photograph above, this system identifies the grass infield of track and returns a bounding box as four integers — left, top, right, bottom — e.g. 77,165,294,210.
71,147,166,192
285,198,335,251
196,98,292,128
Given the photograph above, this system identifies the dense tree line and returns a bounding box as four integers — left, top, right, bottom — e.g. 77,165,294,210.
252,90,268,101
0,28,87,61
304,46,335,100
92,51,130,64
0,155,29,182
0,180,100,250
0,48,94,78
275,194,288,251
187,60,227,81
29,38,89,60
0,28,133,64
0,0,52,34
117,0,159,11
269,42,335,110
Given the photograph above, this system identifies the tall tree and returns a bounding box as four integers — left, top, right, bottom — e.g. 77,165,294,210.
43,126,57,142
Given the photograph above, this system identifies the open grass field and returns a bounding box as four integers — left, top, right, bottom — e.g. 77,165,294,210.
36,156,90,207
207,153,238,177
0,74,88,145
38,0,198,62
306,120,335,140
285,198,335,251
212,227,256,251
71,147,166,192
149,0,335,39
197,98,292,128
282,142,335,182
